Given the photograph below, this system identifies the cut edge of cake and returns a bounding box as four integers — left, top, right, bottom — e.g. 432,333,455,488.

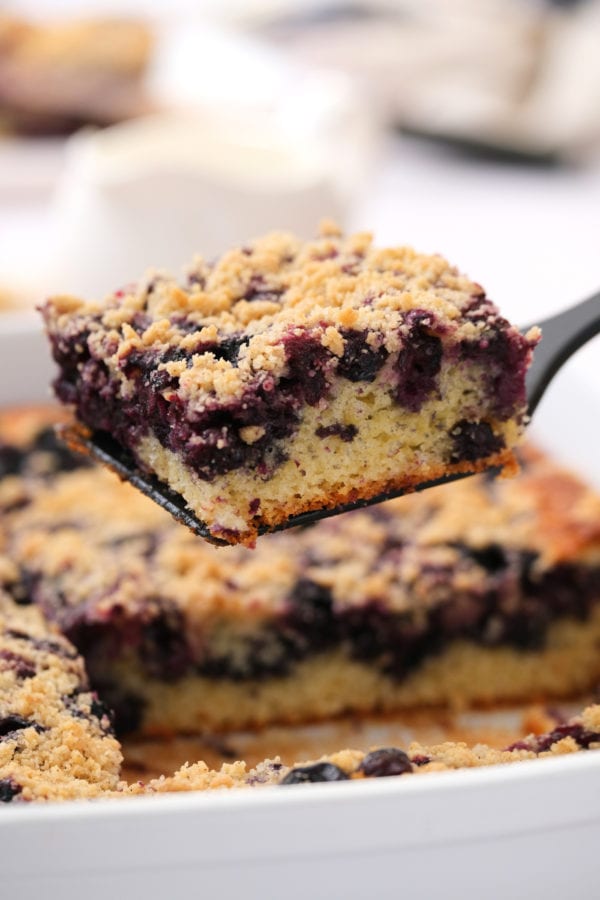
42,224,540,545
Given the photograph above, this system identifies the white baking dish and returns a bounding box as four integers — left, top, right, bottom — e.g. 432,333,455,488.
0,312,598,900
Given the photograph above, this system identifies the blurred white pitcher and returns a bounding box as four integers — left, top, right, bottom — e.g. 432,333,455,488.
44,23,375,298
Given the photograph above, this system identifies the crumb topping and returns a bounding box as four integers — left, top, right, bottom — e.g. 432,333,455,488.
0,592,122,802
43,227,533,412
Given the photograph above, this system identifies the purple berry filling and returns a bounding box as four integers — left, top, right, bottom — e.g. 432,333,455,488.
0,444,24,478
3,629,78,662
12,545,600,732
5,571,41,607
239,273,284,304
315,423,358,443
50,327,339,482
394,311,443,411
60,604,192,683
460,317,531,420
280,330,334,407
450,420,505,463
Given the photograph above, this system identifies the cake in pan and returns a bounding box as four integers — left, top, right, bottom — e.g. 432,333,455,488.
1,409,599,738
42,224,538,545
1,581,598,808
0,13,152,135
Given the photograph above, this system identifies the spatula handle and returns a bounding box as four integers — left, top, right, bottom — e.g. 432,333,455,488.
525,293,600,415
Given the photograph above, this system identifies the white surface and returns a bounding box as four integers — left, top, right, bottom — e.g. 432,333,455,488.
0,313,598,899
0,138,68,196
352,136,600,325
2,752,600,900
1,134,599,332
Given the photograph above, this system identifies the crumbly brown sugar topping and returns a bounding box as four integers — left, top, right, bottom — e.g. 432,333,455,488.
44,225,536,408
0,593,122,802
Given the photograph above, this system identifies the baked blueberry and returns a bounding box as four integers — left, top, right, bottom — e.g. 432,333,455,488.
0,777,22,802
280,762,349,784
359,748,413,777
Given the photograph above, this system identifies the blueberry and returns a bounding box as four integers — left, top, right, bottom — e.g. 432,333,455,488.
90,696,114,728
140,610,192,681
359,748,413,777
280,762,349,784
450,420,504,463
394,317,442,411
131,311,153,333
466,543,507,573
282,332,332,405
0,649,36,679
459,324,532,420
535,723,600,753
0,715,44,738
187,271,206,289
286,579,336,651
28,636,77,660
0,444,25,478
337,330,388,382
102,689,146,737
315,424,358,443
211,335,249,365
0,778,22,802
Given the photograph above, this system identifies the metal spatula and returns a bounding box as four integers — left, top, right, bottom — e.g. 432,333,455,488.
58,293,600,545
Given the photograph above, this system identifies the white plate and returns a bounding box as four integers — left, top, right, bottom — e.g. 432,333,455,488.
0,315,598,900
